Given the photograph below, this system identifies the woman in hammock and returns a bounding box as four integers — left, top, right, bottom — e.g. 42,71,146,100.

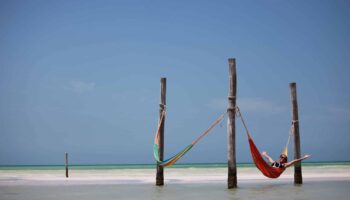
262,151,311,168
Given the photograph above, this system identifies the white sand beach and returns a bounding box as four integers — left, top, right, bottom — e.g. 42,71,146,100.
1,165,350,186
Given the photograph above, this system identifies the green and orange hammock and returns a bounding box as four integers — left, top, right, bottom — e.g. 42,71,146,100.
236,107,293,178
153,111,224,167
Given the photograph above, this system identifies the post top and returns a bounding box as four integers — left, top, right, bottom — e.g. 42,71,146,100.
290,82,296,87
228,58,236,63
160,77,166,80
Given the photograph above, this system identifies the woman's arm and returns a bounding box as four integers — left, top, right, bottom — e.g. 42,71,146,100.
262,151,275,164
284,155,311,168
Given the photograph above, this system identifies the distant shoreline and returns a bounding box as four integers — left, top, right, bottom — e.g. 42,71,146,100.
1,161,350,170
1,163,350,186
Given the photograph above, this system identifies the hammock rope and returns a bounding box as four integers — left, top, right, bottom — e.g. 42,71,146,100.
282,122,295,156
153,111,225,167
235,106,294,178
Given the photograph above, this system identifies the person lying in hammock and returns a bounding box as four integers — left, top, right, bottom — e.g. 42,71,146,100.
262,151,311,168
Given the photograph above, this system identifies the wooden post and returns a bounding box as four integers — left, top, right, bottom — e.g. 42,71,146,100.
156,77,166,186
65,152,69,178
227,58,237,188
290,82,302,184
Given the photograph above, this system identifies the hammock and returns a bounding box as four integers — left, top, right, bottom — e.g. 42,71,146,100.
247,134,285,178
153,111,224,167
236,107,293,178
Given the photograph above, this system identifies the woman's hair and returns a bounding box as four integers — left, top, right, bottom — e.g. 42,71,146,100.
280,154,288,163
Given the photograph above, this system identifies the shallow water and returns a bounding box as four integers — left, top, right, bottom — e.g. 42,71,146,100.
1,163,350,199
1,180,349,200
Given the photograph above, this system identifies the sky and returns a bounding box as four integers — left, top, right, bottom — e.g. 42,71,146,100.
0,0,350,165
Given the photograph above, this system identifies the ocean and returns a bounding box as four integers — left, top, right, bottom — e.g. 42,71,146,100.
1,161,349,170
1,162,350,200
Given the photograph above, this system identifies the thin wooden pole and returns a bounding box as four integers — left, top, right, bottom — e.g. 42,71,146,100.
156,77,166,186
227,58,237,188
290,82,302,184
65,152,69,178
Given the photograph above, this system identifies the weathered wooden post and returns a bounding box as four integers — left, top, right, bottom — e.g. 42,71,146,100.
65,152,69,178
290,82,302,184
156,77,166,186
227,58,237,188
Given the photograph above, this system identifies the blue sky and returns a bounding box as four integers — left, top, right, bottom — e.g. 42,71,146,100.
0,0,349,165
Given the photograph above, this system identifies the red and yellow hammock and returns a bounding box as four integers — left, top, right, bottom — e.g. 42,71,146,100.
247,134,286,178
237,107,292,179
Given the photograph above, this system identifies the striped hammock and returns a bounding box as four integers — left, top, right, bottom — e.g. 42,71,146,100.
153,112,224,167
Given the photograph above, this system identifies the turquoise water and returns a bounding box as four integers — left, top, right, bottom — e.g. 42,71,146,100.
1,161,350,170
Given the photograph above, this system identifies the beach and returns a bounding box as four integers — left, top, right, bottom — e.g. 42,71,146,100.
1,163,350,199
